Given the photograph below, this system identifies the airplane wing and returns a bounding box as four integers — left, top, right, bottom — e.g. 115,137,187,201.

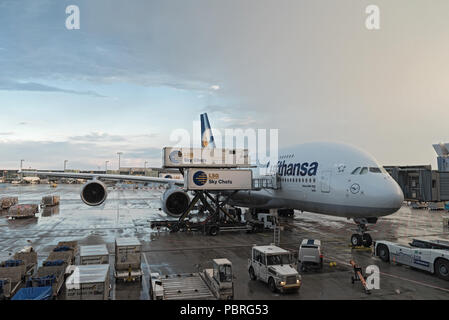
20,171,185,186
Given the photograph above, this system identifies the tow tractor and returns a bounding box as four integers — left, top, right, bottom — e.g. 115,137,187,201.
374,238,449,280
150,258,234,300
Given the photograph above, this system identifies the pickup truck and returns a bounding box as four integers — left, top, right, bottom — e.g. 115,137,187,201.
248,245,301,293
374,238,449,280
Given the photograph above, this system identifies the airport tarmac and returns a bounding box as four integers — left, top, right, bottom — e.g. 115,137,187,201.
1,183,449,300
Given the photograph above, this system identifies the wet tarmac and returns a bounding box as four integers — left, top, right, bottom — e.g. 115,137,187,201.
1,183,449,300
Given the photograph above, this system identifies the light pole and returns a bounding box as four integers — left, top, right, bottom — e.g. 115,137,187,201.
144,161,148,175
117,152,123,171
64,160,68,171
20,159,25,181
105,161,109,173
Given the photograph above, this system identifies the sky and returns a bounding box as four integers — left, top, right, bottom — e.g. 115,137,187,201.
1,0,449,170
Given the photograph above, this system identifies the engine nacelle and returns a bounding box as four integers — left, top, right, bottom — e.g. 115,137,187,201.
161,187,190,217
81,180,108,206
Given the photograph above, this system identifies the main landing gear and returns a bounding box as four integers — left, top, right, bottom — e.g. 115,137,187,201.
350,218,376,247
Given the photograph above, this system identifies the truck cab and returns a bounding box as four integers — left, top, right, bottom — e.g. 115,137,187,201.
256,214,278,230
248,245,301,293
202,258,234,300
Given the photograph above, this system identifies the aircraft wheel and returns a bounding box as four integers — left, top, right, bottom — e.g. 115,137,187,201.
362,234,373,247
351,234,362,247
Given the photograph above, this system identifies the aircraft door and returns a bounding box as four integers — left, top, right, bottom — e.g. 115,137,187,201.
320,170,331,193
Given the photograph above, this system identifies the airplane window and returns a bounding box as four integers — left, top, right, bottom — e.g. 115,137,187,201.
351,167,361,175
360,167,368,175
369,167,382,173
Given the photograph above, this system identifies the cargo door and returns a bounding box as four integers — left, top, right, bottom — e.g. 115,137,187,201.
320,170,331,193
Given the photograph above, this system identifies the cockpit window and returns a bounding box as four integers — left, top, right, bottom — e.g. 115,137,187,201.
360,167,368,175
369,167,382,173
351,167,361,175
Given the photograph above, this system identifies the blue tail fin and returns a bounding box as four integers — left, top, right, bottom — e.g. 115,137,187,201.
200,113,216,148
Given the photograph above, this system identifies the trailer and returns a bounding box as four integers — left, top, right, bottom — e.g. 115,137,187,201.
65,264,110,300
32,264,66,297
374,238,449,280
80,245,109,265
41,195,60,207
114,237,142,282
7,204,39,219
1,197,18,210
13,246,38,278
150,258,234,300
0,260,27,299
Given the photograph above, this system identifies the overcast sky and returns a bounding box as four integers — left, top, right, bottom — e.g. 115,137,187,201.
1,0,448,170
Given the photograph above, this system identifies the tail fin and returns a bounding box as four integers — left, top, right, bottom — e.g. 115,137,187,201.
200,113,216,148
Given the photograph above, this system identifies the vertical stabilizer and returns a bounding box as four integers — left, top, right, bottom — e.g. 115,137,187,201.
200,113,216,149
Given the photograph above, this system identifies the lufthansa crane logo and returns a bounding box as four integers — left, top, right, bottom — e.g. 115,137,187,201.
350,183,360,194
193,171,208,186
169,150,182,164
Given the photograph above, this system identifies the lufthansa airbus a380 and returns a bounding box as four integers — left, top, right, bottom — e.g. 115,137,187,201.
22,114,404,247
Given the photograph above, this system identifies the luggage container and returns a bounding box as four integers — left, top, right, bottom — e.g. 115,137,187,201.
0,260,26,298
13,246,37,277
41,195,60,207
114,238,142,282
1,197,18,210
80,245,109,265
7,204,39,219
65,264,110,300
47,250,74,266
32,264,66,297
0,278,12,300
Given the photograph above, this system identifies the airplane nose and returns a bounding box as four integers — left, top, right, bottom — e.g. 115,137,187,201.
385,180,404,211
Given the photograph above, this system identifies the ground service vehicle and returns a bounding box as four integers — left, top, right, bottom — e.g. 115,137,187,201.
150,258,234,300
248,245,301,293
374,239,449,280
298,239,323,272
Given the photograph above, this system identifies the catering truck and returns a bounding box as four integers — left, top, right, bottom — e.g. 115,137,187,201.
248,245,301,293
374,238,449,280
150,258,234,300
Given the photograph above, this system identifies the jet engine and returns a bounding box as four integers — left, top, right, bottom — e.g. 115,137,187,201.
81,180,108,206
161,187,190,217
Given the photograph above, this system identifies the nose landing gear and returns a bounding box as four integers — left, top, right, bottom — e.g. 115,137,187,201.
350,218,374,247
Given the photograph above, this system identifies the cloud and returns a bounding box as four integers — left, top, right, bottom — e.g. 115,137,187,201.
69,132,127,142
0,79,106,97
0,132,14,136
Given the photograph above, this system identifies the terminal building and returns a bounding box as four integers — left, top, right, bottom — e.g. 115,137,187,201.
384,143,449,203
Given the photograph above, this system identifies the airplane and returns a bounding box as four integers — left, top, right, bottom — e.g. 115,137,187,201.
22,113,404,247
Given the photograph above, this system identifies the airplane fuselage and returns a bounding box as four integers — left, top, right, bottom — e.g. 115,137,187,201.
229,142,404,219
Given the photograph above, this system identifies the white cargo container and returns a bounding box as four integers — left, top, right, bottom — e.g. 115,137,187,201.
80,245,109,265
114,237,142,279
184,169,253,190
163,147,250,168
65,264,110,300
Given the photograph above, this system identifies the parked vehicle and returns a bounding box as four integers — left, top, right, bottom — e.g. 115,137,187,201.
374,238,449,280
248,245,301,293
150,258,234,300
298,239,323,272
